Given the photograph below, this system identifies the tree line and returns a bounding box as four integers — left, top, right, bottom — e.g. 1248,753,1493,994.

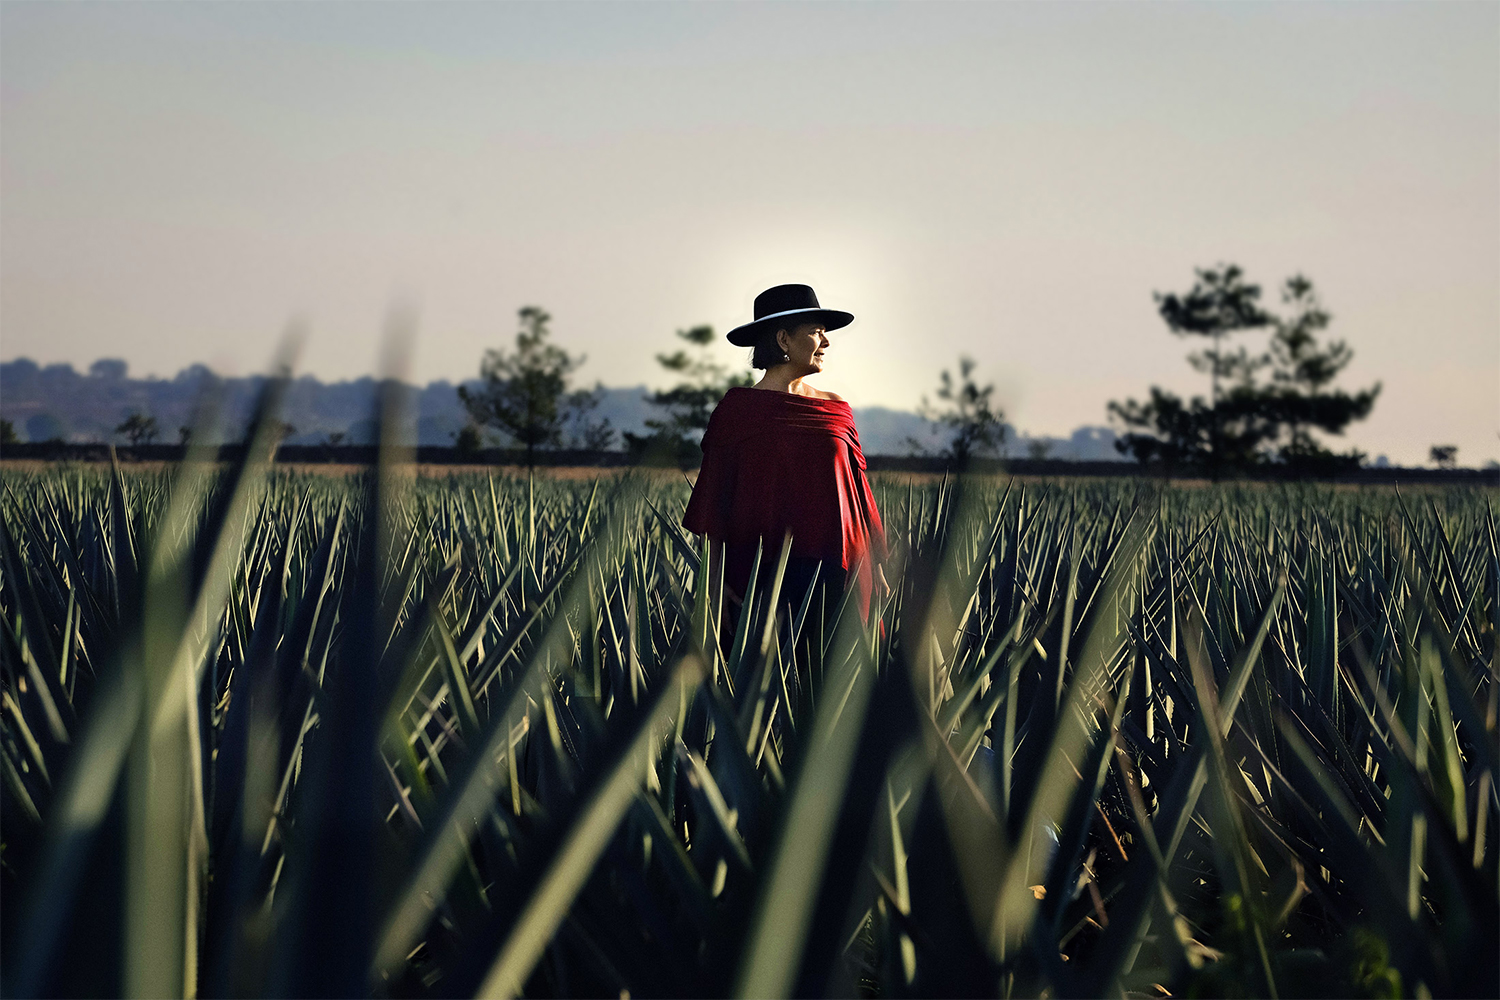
2,261,1464,472
452,260,1420,474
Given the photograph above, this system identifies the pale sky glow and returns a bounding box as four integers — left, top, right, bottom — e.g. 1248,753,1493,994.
2,2,1496,463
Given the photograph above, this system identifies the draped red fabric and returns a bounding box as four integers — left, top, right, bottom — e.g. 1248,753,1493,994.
682,387,888,619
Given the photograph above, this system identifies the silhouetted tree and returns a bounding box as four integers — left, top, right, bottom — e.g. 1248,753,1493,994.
625,324,752,466
459,306,600,467
1110,265,1378,475
452,425,482,458
115,411,159,446
1111,265,1274,476
1157,264,1274,403
1430,445,1458,469
0,419,16,447
1260,275,1379,473
915,356,1006,466
562,383,617,451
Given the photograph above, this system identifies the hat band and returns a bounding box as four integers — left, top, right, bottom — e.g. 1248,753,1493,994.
751,306,833,325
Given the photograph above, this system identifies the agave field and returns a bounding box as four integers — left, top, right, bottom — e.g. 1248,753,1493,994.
1,399,1496,998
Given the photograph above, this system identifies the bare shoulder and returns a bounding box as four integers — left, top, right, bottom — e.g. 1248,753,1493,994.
814,388,845,402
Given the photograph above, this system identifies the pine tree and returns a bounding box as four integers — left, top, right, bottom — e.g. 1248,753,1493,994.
1109,265,1379,475
459,307,606,467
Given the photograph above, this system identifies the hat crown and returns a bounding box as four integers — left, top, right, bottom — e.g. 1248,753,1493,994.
753,284,821,320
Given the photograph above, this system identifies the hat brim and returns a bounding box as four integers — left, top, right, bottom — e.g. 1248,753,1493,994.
725,307,854,347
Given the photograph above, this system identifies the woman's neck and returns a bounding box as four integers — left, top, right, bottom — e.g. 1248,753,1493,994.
753,367,820,396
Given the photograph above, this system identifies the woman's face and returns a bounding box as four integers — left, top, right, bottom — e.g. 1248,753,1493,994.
777,322,830,374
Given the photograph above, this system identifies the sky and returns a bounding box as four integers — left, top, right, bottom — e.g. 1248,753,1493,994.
2,2,1496,464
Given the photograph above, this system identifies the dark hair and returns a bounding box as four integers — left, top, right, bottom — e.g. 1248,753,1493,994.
750,327,789,370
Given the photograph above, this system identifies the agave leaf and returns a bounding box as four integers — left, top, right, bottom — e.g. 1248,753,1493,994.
718,538,765,694
677,742,754,871
2,663,143,999
0,516,72,744
740,533,793,752
433,605,482,740
645,494,702,577
370,481,643,982
475,653,703,999
733,607,878,999
1076,558,1284,997
632,792,714,932
124,361,294,1000
1182,610,1278,999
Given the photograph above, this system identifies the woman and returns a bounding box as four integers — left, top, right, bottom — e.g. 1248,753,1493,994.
682,283,889,625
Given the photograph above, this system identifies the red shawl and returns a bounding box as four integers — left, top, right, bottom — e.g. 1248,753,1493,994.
682,387,888,618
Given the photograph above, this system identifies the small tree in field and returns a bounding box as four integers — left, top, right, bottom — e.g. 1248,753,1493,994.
459,306,605,467
562,384,617,451
626,324,752,465
453,424,483,458
115,411,160,446
1430,445,1458,469
916,355,1006,466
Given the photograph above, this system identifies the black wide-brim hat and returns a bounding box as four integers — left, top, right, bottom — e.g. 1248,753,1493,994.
725,283,854,347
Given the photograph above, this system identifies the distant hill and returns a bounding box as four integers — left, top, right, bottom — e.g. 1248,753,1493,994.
0,357,1125,460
